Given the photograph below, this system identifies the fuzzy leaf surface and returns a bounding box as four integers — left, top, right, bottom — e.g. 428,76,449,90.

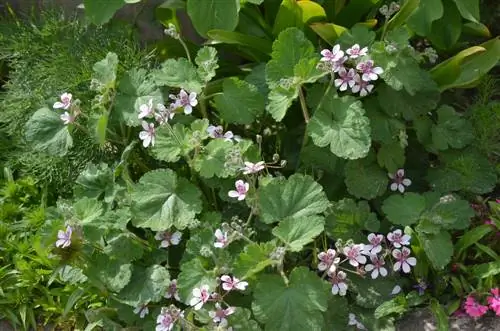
272,216,324,252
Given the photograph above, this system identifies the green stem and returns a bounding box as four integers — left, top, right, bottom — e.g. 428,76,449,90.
199,95,208,119
178,38,192,63
298,87,310,124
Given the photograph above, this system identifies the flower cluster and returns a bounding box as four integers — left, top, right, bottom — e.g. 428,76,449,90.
320,44,384,96
227,161,266,201
460,288,500,318
155,305,184,331
53,92,80,125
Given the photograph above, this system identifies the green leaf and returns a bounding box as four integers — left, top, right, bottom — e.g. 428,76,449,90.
131,169,203,230
25,107,73,156
177,259,217,304
344,155,388,200
418,230,454,270
75,163,115,201
118,265,170,306
206,30,273,54
349,276,399,308
471,260,500,279
382,193,426,226
455,225,492,256
258,174,330,224
92,52,119,88
73,197,104,225
310,23,348,46
195,47,219,83
427,0,462,50
193,139,236,178
430,299,449,331
322,296,350,330
421,195,474,230
214,78,265,124
377,142,405,173
228,308,262,331
431,105,474,150
64,288,85,317
452,0,479,22
95,113,109,145
252,267,329,331
337,25,376,49
154,58,203,94
104,234,144,262
407,0,444,36
84,0,125,25
87,253,133,292
365,101,405,144
186,0,240,38
308,94,371,160
374,296,408,319
272,216,324,252
266,86,300,122
385,0,420,32
272,0,326,35
152,121,201,163
233,242,276,279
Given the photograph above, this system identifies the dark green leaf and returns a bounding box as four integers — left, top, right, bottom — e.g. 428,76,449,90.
382,193,427,226
186,0,240,38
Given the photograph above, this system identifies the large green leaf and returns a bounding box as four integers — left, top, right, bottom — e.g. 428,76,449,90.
418,230,454,270
206,30,273,54
118,265,170,306
453,0,479,22
74,163,115,202
177,259,217,304
272,0,326,35
272,216,324,252
427,0,462,50
214,77,265,124
431,105,474,150
382,193,427,226
421,195,474,230
344,154,388,199
153,58,204,94
87,253,133,292
84,0,125,25
186,0,240,38
103,234,144,262
192,139,236,178
233,242,276,279
258,174,330,224
308,94,371,160
25,107,73,156
252,267,329,331
407,0,444,36
131,169,203,230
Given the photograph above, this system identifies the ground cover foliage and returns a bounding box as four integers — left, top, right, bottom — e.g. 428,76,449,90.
1,0,500,330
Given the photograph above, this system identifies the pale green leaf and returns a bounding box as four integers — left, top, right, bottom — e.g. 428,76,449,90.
74,163,115,201
186,0,240,37
104,234,144,262
382,193,426,226
233,242,276,279
472,260,500,279
418,230,454,270
154,58,203,94
118,265,170,306
193,139,239,178
195,46,219,83
87,253,133,292
344,154,388,200
92,52,118,88
177,259,217,304
272,216,324,252
265,86,299,122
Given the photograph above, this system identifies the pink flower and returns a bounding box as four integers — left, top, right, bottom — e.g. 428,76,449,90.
320,44,344,63
228,180,249,201
343,244,367,267
156,309,175,331
487,288,500,316
317,249,340,272
334,68,358,92
356,60,384,81
165,279,181,301
352,74,374,96
60,111,75,125
464,296,489,318
55,225,72,248
170,89,197,115
329,270,348,296
138,98,154,119
209,303,235,327
207,125,235,142
53,92,72,109
139,121,156,148
214,229,228,248
242,161,265,175
389,169,412,193
133,303,149,318
189,285,210,310
346,44,368,59
364,233,384,254
387,229,411,248
220,275,248,292
392,247,417,273
155,231,182,248
364,255,388,279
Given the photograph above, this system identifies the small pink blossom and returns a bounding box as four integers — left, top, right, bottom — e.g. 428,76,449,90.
214,229,229,248
55,225,72,248
60,111,75,125
317,249,340,272
352,74,374,96
155,231,182,248
138,98,154,119
155,103,175,124
220,275,248,292
228,180,249,201
346,44,368,59
392,247,417,273
139,121,156,148
189,285,210,310
464,296,489,318
364,233,384,254
389,169,412,193
242,161,265,175
320,44,344,63
165,279,181,301
53,92,72,109
329,270,348,296
207,125,235,141
334,68,358,92
156,309,175,331
387,229,411,248
356,60,384,81
487,288,500,316
133,303,149,319
170,89,197,115
343,244,367,267
209,303,235,326
364,255,388,279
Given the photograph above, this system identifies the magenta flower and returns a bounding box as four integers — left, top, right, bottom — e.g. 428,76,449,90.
392,247,417,273
156,309,175,331
242,161,265,175
55,225,72,248
317,249,340,272
165,279,181,301
209,303,235,327
334,68,358,92
60,111,75,125
464,296,489,318
387,229,411,248
133,303,149,319
329,270,348,296
487,288,500,316
356,60,384,81
214,229,228,248
228,180,249,201
365,233,384,254
207,125,235,141
320,44,345,63
139,121,156,148
346,44,368,59
352,74,374,96
389,168,412,193
343,244,367,267
220,275,248,292
155,231,182,248
365,255,388,279
189,285,210,310
53,92,72,110
170,89,197,115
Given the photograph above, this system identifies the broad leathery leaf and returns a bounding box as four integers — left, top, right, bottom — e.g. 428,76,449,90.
258,173,330,224
452,0,479,22
323,296,350,330
431,105,474,150
454,225,492,256
382,193,426,226
252,267,329,331
233,242,275,279
186,0,240,38
118,265,170,306
83,0,125,25
25,107,73,156
344,154,388,200
207,29,272,54
73,197,104,225
153,58,203,94
195,46,219,83
131,169,203,230
427,0,462,50
214,77,265,124
177,259,217,304
308,93,371,160
297,0,327,24
418,230,454,270
92,52,118,88
406,0,443,36
310,22,348,45
228,308,262,331
272,215,324,252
